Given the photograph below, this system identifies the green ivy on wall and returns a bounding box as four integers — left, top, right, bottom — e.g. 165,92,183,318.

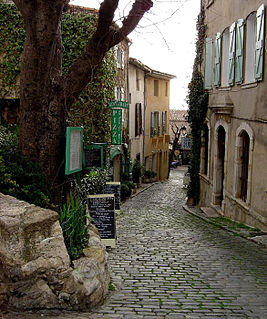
186,7,208,205
0,3,117,144
0,3,25,97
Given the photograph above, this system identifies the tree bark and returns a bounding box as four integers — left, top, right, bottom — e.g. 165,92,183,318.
13,0,153,202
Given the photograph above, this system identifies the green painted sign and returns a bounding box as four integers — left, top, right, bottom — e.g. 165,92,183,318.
65,127,83,175
111,109,122,145
109,101,129,109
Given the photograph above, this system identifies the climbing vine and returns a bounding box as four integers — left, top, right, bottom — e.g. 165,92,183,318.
186,7,208,205
0,3,117,144
0,2,25,97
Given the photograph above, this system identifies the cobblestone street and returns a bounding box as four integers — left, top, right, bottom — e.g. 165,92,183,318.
4,167,267,319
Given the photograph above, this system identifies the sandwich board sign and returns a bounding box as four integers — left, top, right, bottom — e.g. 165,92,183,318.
87,194,116,248
105,182,121,212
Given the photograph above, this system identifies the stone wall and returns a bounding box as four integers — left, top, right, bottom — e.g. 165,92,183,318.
0,193,109,311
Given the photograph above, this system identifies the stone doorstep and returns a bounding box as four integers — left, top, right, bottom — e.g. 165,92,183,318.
182,205,267,249
200,207,221,217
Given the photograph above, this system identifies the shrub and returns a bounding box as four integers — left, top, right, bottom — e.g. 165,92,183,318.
59,193,89,260
132,159,142,184
78,168,108,203
0,126,50,207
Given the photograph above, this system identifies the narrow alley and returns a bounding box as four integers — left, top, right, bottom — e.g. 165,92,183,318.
4,167,267,319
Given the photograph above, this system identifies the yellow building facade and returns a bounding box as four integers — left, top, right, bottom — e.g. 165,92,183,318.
144,71,175,181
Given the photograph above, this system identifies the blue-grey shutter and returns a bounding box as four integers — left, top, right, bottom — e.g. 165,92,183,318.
204,38,213,89
150,112,154,137
255,4,265,81
158,112,161,136
229,22,236,86
235,19,244,84
214,32,221,87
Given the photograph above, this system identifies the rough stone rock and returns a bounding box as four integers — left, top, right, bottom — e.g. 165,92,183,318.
0,193,109,311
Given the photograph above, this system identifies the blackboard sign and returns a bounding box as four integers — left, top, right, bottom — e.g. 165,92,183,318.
84,144,103,169
88,194,116,247
105,182,121,211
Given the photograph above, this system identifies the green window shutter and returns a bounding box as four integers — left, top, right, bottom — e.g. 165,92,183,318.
235,19,244,84
214,32,221,87
229,22,236,86
150,112,154,137
255,4,265,81
204,37,213,89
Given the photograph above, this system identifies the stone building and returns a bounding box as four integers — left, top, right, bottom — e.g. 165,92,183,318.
199,0,267,230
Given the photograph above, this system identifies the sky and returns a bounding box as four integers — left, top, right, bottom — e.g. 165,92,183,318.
70,0,200,109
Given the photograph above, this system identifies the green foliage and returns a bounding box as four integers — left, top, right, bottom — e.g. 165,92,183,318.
0,5,117,144
60,193,89,260
132,159,142,184
0,3,25,97
62,12,117,144
186,7,208,205
121,180,135,201
0,126,50,207
78,168,108,203
144,170,156,179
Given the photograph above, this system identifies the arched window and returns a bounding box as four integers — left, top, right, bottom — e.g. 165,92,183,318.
245,12,256,83
221,28,230,87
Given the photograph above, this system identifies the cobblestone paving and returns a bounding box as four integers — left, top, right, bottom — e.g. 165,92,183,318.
3,168,267,319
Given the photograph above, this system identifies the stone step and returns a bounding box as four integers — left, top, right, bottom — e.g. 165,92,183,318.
200,206,221,217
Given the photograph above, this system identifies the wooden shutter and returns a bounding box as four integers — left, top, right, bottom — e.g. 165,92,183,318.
204,38,213,89
150,112,154,137
229,22,236,86
139,104,142,135
255,4,265,81
135,104,138,137
214,32,221,87
235,19,244,84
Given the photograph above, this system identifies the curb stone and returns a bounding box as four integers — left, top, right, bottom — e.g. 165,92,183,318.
182,204,267,249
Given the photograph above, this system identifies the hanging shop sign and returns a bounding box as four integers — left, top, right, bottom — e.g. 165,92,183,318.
83,143,104,169
109,101,129,109
65,127,83,175
87,194,116,248
111,109,122,145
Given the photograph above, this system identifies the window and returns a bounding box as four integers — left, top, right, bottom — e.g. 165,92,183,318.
135,103,142,137
150,112,155,137
116,46,124,69
165,82,168,96
245,12,256,83
221,28,230,87
204,37,213,89
214,33,221,87
157,112,161,136
114,87,124,101
154,80,159,96
162,111,166,135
